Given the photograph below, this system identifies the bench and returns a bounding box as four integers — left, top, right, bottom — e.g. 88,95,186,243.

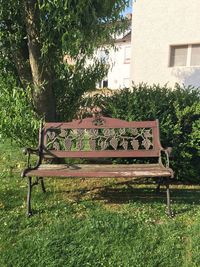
22,115,174,216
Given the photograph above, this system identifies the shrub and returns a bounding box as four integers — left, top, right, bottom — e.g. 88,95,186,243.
0,74,40,147
81,84,200,182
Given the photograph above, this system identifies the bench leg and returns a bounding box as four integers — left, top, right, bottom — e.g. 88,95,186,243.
156,178,163,193
27,177,33,217
39,177,46,193
156,181,161,193
166,181,173,217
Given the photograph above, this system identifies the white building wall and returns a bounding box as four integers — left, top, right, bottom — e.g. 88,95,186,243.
107,43,131,89
131,0,200,87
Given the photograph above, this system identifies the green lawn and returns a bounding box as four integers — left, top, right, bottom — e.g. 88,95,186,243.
0,141,200,267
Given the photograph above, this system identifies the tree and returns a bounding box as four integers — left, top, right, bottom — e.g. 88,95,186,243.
0,0,129,122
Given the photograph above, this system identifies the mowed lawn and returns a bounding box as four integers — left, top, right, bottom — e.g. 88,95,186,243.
0,141,200,267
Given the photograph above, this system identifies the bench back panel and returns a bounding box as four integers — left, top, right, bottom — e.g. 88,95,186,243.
41,117,162,158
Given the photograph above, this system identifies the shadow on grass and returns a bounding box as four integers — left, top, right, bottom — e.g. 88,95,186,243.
12,178,200,216
95,185,200,215
54,179,200,205
96,186,200,205
58,180,200,216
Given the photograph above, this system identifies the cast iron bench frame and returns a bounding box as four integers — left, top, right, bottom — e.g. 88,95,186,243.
22,116,174,216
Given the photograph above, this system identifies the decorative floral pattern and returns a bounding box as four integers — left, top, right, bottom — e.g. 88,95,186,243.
45,127,154,151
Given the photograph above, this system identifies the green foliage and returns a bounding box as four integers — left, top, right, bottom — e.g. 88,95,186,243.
0,0,130,141
0,0,129,67
0,74,39,146
0,140,200,267
0,0,129,96
38,0,129,58
54,59,108,121
0,142,200,266
81,84,200,182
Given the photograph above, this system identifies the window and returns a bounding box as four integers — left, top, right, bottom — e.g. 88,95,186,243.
170,44,200,67
123,78,130,88
98,80,108,88
98,50,109,63
103,80,108,88
124,46,131,64
191,44,200,66
170,45,188,66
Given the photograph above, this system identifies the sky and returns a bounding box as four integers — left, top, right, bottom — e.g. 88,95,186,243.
122,1,132,15
124,6,132,14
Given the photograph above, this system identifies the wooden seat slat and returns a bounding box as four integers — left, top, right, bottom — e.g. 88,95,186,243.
25,163,173,178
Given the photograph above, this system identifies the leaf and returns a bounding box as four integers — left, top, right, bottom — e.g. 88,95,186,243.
110,138,118,150
100,141,108,150
131,128,138,135
47,131,56,140
89,139,96,150
142,139,153,150
65,137,72,150
77,139,84,151
119,128,126,135
144,129,152,138
60,129,66,137
131,140,139,150
103,129,111,137
121,140,128,150
53,141,60,150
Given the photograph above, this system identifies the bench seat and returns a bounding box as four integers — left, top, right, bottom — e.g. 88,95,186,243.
25,163,173,178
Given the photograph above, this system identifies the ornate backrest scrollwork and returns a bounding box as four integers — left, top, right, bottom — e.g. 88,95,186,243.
92,116,105,127
43,117,159,154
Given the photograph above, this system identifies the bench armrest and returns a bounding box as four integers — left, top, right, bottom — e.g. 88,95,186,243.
21,147,42,177
160,147,173,168
22,147,39,155
162,147,173,156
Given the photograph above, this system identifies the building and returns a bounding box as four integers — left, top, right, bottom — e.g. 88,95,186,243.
98,30,131,89
131,0,200,87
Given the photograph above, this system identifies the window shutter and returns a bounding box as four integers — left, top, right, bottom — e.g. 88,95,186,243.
124,46,131,63
170,45,188,67
191,44,200,66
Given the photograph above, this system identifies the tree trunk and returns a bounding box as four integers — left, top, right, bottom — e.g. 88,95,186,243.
23,0,56,121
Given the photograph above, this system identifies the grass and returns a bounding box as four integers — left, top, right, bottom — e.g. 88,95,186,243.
0,140,200,267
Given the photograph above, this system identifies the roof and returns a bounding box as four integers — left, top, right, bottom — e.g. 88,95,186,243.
115,31,131,43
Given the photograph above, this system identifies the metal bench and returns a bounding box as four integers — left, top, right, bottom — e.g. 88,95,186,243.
22,116,174,216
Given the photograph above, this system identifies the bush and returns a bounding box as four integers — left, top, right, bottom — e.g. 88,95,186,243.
0,74,40,147
81,84,200,182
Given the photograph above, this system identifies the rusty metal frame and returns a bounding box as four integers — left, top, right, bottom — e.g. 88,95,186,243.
21,120,44,177
27,176,46,216
22,121,46,216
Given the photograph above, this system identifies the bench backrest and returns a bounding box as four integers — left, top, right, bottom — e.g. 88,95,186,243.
40,116,163,158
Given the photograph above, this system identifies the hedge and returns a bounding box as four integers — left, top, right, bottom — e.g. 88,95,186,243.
81,84,200,182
